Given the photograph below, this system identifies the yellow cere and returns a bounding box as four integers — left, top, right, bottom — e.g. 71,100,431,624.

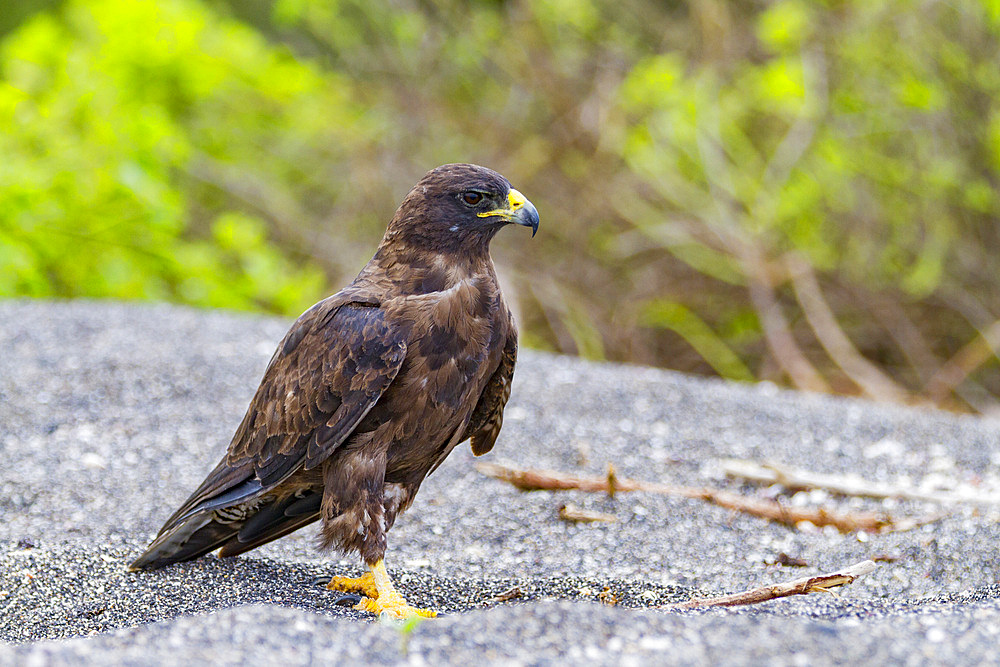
507,189,527,210
477,189,527,218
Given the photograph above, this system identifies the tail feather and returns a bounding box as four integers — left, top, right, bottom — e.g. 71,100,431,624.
130,464,269,571
217,513,320,558
216,491,322,558
130,491,324,570
128,514,238,571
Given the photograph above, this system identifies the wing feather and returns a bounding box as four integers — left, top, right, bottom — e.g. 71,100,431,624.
463,321,517,456
132,294,406,561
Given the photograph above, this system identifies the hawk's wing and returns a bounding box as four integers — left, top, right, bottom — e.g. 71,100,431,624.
463,322,517,456
129,295,406,568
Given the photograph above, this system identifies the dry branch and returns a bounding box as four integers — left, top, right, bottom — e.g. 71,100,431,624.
722,458,1000,506
476,462,919,533
926,319,1000,405
741,249,829,394
492,586,523,602
787,256,909,403
665,560,877,609
558,503,617,523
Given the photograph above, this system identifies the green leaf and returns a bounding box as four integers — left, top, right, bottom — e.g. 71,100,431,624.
640,301,754,381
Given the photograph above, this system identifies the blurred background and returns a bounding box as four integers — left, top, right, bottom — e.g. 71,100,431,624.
2,0,1000,414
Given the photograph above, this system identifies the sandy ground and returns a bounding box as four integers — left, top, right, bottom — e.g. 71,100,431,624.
2,300,999,665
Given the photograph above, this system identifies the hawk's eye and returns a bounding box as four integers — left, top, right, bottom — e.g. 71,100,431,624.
461,192,484,206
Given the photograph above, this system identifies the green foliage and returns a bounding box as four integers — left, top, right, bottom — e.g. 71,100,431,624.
2,0,1000,409
0,0,344,313
641,300,754,382
385,613,424,656
616,0,1000,406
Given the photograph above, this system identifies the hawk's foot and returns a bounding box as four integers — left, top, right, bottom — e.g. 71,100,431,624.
355,589,437,619
331,559,437,619
327,571,378,598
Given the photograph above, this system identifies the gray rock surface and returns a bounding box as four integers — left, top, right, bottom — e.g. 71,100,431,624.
2,300,999,665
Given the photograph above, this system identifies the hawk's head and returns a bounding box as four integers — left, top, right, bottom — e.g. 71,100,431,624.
387,164,539,251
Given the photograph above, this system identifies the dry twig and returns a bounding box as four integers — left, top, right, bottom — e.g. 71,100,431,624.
476,462,919,533
722,458,1000,506
787,256,909,403
558,503,617,523
492,586,523,602
742,249,829,393
926,319,1000,405
665,560,877,609
773,553,809,567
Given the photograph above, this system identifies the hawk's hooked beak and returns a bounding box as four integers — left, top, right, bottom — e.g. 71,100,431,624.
478,189,539,237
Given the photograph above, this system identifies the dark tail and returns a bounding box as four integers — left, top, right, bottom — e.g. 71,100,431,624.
129,490,322,571
217,491,321,557
128,514,240,571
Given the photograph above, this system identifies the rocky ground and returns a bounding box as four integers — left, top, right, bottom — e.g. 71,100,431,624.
2,300,999,665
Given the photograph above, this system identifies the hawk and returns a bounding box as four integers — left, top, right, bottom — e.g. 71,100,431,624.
130,164,539,619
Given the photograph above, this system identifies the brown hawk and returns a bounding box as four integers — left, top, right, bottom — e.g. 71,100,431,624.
129,164,538,619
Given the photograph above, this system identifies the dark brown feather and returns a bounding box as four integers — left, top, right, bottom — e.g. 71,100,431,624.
464,325,517,456
130,164,532,571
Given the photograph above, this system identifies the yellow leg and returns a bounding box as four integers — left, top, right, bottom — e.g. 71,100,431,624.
346,560,437,619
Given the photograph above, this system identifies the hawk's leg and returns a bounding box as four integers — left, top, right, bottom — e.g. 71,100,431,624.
328,560,436,619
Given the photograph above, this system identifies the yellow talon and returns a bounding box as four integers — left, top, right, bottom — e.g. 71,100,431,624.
328,560,437,619
354,591,437,619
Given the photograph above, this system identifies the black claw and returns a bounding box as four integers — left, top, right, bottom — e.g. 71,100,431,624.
331,593,363,607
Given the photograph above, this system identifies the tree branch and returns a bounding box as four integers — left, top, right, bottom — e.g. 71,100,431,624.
739,247,829,393
787,256,909,403
475,462,927,534
926,319,1000,405
723,458,1000,506
665,560,877,609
